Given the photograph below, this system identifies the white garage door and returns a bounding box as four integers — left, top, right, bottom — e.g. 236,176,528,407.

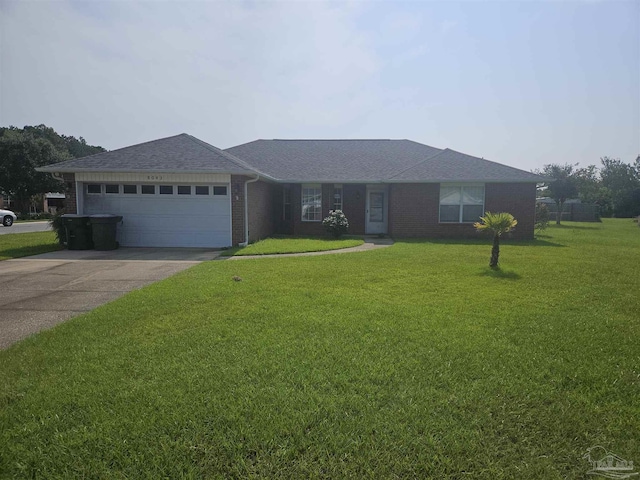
82,183,231,247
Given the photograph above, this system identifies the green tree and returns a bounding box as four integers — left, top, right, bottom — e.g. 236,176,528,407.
0,125,105,213
600,156,640,217
474,212,518,268
538,164,579,224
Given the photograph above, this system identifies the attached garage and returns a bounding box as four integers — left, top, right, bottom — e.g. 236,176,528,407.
78,173,232,248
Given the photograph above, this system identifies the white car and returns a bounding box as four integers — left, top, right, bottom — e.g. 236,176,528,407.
1,208,17,227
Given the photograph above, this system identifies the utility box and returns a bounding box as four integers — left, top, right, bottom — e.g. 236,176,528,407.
61,215,93,250
90,215,123,250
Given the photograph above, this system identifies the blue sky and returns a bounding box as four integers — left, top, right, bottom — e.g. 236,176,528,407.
1,0,638,171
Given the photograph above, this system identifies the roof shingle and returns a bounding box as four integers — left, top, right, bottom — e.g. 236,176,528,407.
38,134,255,174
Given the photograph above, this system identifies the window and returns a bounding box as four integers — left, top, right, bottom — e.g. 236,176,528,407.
105,184,119,194
282,186,291,221
213,186,227,196
87,184,101,194
141,185,155,195
439,184,485,223
123,184,137,194
333,185,343,211
302,184,322,222
195,186,209,195
178,185,191,195
159,185,173,195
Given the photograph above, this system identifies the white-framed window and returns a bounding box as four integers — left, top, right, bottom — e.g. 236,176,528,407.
195,186,209,195
141,185,155,195
123,184,138,194
105,184,119,194
302,184,322,222
86,184,101,195
333,185,343,211
213,186,227,196
177,185,191,195
439,184,485,223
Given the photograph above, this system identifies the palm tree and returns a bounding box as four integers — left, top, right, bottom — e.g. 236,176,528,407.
474,212,518,268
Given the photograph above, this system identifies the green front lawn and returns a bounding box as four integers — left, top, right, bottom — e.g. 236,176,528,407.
1,219,638,478
221,236,364,256
0,231,62,260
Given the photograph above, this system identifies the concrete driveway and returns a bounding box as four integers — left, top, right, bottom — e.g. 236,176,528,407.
0,248,220,349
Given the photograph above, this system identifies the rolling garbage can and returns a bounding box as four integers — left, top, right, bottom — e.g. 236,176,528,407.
90,214,123,250
61,214,93,250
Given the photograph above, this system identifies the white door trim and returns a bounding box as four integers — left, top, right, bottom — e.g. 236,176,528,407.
365,184,389,234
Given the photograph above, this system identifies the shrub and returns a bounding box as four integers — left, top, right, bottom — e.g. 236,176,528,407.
49,210,67,245
535,203,550,234
322,210,349,238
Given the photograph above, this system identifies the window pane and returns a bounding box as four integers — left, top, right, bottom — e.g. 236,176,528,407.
123,185,137,194
195,186,209,195
302,186,322,221
462,186,484,205
440,205,460,222
213,186,227,196
333,186,342,211
141,185,155,194
177,185,191,195
87,184,101,194
159,185,173,195
440,186,461,204
105,184,119,194
462,205,484,223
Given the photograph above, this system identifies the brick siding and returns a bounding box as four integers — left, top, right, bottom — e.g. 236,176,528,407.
247,180,278,243
230,175,247,245
62,173,77,214
484,183,536,239
389,182,536,239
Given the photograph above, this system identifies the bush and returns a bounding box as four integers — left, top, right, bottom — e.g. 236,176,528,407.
322,210,349,238
535,203,550,234
49,210,67,245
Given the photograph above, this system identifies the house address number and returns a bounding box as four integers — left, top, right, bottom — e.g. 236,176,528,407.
147,175,163,180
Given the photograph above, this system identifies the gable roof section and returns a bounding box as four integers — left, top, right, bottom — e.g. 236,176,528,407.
225,139,443,182
226,139,545,183
389,148,546,183
38,134,258,175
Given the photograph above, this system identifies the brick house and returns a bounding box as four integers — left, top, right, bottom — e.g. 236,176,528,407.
39,134,545,248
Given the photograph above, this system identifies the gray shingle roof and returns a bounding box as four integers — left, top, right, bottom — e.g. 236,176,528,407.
226,139,545,183
225,139,443,182
39,134,546,184
38,134,256,175
389,148,546,182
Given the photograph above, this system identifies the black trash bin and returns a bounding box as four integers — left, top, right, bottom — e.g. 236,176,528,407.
90,215,123,250
61,214,93,250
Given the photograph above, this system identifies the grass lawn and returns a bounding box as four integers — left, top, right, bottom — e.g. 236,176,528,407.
221,236,364,256
1,219,638,478
0,231,62,260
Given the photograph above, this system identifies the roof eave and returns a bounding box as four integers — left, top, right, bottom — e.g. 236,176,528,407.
36,167,261,176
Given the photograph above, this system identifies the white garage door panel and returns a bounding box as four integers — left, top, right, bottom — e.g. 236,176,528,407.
83,186,231,248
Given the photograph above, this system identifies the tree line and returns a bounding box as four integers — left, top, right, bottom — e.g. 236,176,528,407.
537,157,640,219
0,125,105,213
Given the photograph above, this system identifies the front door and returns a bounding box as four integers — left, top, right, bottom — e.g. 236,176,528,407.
365,185,388,234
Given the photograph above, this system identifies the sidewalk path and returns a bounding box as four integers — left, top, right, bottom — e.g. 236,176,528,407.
225,237,394,260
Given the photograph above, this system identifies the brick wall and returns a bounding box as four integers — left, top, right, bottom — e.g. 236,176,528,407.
62,173,77,214
342,184,366,235
230,175,247,245
231,176,279,245
389,182,536,239
247,180,278,243
286,183,367,236
484,182,536,239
